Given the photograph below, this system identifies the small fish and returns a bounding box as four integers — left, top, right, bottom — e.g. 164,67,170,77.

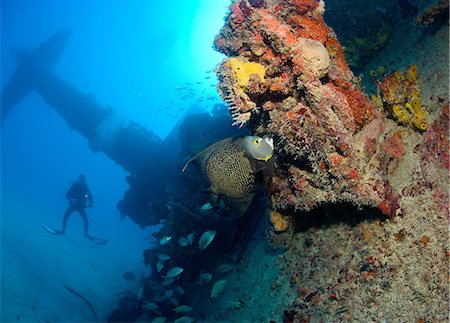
165,267,184,278
160,236,172,246
174,286,185,296
205,76,211,79
186,233,194,245
154,295,164,303
227,299,244,309
162,277,175,286
197,272,212,285
174,316,194,323
210,280,227,299
164,289,174,299
143,302,159,310
200,202,213,211
170,297,179,306
214,264,235,273
174,305,193,313
198,230,216,250
157,253,171,261
152,317,167,323
178,237,189,247
136,286,144,300
196,81,202,85
157,260,165,272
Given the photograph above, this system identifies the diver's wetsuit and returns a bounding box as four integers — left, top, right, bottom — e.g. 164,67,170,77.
62,181,94,236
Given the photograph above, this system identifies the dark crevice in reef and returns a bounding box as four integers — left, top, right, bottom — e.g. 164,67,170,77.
276,151,314,174
319,74,330,85
292,202,387,233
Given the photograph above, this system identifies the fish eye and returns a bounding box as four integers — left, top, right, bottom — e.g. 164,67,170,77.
252,138,260,145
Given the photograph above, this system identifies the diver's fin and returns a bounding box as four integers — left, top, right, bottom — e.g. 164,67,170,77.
42,224,64,235
85,235,108,245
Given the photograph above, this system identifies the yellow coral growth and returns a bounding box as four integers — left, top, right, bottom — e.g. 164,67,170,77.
228,58,265,90
269,210,290,232
374,64,428,132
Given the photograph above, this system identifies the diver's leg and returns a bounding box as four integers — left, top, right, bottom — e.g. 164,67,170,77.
61,206,74,234
79,209,89,236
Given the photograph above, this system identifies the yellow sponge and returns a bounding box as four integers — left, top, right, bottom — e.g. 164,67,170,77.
228,58,265,90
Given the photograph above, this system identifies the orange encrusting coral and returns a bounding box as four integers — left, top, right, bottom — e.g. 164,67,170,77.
269,210,291,232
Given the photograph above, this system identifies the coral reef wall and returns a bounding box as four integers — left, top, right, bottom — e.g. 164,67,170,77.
214,0,426,218
203,0,449,321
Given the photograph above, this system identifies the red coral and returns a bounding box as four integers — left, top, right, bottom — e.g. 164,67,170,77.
384,130,407,159
230,2,248,24
421,104,449,171
380,182,401,218
288,0,319,15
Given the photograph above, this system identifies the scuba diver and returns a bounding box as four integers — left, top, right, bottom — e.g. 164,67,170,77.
43,174,107,245
61,174,94,237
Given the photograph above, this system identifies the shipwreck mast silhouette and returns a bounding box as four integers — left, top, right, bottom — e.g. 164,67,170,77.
1,30,177,227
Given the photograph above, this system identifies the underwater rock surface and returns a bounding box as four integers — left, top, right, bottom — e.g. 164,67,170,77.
109,0,448,321
214,0,448,222
205,0,449,322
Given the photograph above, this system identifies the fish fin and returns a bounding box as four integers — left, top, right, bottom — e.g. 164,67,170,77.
221,195,253,216
181,155,199,172
208,186,222,207
210,192,219,206
182,138,234,172
253,165,267,174
253,159,274,196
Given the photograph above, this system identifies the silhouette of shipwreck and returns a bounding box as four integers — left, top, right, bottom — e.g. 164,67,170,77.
1,30,179,227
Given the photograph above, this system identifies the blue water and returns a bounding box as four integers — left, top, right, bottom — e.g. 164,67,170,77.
1,1,229,321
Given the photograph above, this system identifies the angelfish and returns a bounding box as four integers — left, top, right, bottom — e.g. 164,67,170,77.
182,136,274,215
